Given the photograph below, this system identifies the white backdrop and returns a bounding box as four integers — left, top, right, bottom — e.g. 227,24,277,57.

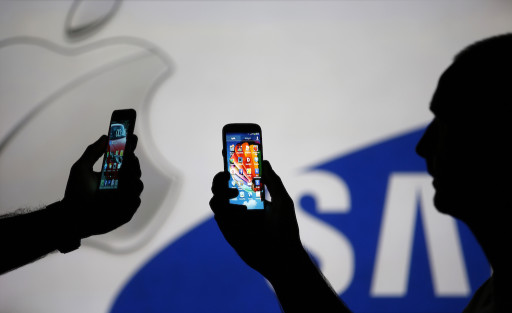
1,1,511,312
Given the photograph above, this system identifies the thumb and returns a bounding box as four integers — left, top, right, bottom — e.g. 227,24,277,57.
79,135,108,168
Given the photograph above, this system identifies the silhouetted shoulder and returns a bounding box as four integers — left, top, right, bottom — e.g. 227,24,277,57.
462,277,494,313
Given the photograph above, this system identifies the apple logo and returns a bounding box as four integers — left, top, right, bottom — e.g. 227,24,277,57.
0,0,179,253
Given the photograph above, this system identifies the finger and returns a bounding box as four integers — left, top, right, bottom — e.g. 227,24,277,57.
126,134,138,154
116,182,143,209
122,155,142,179
122,178,144,196
119,171,144,196
211,171,230,195
135,178,144,195
262,160,290,201
79,135,108,168
211,172,239,202
209,194,245,216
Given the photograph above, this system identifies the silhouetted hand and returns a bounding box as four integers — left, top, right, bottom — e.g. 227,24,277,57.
0,135,143,273
62,134,143,239
210,160,305,280
210,160,350,312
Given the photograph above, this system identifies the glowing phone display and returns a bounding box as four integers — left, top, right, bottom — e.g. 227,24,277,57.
99,110,135,190
225,131,264,210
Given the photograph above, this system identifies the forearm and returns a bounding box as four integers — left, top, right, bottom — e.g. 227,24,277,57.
0,201,80,275
267,248,351,313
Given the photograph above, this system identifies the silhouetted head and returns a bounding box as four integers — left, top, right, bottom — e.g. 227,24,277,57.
417,34,512,224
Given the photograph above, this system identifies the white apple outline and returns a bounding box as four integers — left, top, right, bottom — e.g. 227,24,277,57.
0,35,180,254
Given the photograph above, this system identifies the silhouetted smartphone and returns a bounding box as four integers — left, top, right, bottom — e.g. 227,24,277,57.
98,109,136,190
222,123,264,210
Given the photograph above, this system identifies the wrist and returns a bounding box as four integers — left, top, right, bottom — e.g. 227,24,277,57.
46,201,82,253
266,245,313,284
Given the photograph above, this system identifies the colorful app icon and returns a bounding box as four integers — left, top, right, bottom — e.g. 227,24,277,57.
239,168,243,175
238,157,243,163
247,168,251,175
230,168,235,174
248,192,252,198
254,145,258,152
256,191,261,198
254,157,258,163
254,179,260,186
255,168,259,175
230,158,234,164
246,157,251,163
237,146,243,152
231,180,236,186
239,191,245,198
246,145,250,151
230,144,235,152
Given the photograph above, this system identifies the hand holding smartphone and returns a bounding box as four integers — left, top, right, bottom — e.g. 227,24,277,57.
222,123,264,210
99,109,136,190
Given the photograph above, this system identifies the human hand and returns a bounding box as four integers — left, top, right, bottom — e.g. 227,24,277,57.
210,160,305,280
62,134,143,239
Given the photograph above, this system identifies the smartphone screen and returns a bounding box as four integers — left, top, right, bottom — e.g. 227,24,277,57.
225,130,264,210
99,115,134,190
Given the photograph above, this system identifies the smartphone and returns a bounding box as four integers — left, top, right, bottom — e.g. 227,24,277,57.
98,109,136,190
222,123,264,210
